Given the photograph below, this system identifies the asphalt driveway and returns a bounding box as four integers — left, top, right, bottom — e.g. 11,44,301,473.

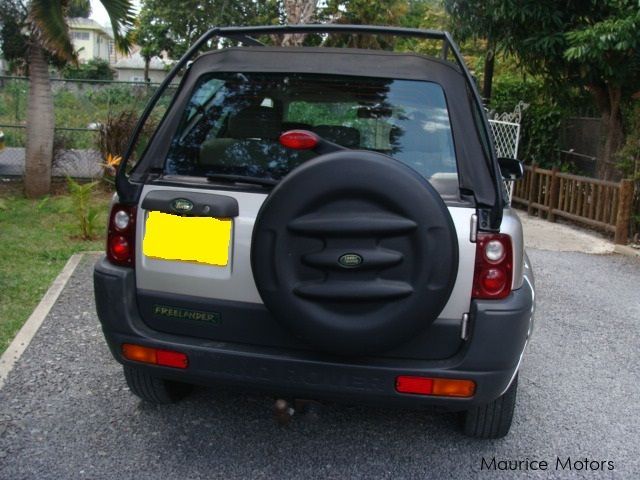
1,250,639,479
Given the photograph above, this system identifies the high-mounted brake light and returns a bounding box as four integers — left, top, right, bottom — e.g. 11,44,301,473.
472,233,513,299
279,130,319,150
106,203,137,267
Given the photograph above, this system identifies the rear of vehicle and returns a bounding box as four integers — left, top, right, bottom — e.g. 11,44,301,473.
95,27,534,439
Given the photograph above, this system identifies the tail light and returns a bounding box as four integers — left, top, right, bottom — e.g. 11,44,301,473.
122,344,188,369
472,233,513,299
106,203,137,267
395,376,475,397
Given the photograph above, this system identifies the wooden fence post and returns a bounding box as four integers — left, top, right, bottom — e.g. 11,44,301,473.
614,179,634,244
548,167,560,222
527,162,538,216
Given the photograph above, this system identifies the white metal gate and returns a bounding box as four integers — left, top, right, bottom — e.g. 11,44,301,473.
487,101,528,200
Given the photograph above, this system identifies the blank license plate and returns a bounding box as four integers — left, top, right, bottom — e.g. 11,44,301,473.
143,211,232,266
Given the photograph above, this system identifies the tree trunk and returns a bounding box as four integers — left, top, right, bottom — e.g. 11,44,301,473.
281,0,316,47
24,44,54,198
482,40,495,104
144,56,150,83
590,84,624,181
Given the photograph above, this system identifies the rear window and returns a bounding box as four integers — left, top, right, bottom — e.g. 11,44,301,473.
165,73,458,187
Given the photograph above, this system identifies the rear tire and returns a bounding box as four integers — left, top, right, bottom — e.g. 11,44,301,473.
123,366,192,404
462,374,518,439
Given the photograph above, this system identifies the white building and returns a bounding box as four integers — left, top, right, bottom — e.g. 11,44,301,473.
68,17,116,64
114,49,173,83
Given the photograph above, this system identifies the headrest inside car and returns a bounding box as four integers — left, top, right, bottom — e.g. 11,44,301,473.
313,125,361,149
226,106,282,139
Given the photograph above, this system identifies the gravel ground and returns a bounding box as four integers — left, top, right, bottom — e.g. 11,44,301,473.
520,214,614,254
1,252,639,479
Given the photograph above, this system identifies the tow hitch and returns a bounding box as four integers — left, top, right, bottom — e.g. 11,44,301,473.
272,398,323,425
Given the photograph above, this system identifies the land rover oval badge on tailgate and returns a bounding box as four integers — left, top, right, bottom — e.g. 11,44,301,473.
338,253,363,268
171,198,194,214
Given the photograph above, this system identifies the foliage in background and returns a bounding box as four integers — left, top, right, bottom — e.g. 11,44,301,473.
562,4,640,179
66,177,101,240
134,0,281,62
445,0,509,101
96,109,159,176
68,0,92,18
491,74,562,169
446,0,640,180
323,0,409,48
0,0,29,74
616,100,640,239
0,79,162,150
132,2,174,82
62,59,115,81
10,0,136,197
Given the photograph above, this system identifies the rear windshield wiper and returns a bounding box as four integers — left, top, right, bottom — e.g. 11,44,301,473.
206,173,278,187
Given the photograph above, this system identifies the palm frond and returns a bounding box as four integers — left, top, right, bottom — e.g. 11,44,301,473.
99,0,136,54
28,0,76,63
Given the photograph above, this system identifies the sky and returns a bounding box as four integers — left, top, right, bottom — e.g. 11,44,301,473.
90,0,141,28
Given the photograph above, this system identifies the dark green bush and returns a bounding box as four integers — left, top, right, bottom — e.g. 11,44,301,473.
62,59,115,81
616,100,640,240
491,74,563,168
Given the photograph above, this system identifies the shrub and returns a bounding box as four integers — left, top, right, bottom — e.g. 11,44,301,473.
491,74,563,169
97,110,138,160
66,177,101,240
62,59,115,81
616,100,640,240
86,85,136,106
96,110,157,181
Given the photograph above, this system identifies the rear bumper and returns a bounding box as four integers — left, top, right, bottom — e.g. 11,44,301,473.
94,257,534,408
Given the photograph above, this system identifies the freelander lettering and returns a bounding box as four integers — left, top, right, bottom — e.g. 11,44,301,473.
153,305,220,324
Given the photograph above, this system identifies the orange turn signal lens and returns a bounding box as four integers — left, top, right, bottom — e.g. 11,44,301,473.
122,344,188,369
395,376,475,398
431,378,476,397
122,343,156,363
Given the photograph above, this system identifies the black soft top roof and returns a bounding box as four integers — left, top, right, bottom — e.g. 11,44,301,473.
121,25,504,229
197,46,462,83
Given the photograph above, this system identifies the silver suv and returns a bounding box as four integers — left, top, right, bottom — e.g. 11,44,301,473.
94,25,535,439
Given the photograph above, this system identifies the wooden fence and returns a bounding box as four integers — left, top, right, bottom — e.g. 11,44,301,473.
512,164,635,244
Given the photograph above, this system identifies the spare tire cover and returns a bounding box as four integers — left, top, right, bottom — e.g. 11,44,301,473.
251,151,458,356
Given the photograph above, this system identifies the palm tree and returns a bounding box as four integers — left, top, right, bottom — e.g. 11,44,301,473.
24,0,134,197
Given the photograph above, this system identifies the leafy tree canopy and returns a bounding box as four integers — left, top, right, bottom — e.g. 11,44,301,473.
68,0,92,18
134,0,281,60
446,0,640,91
0,1,29,71
445,0,639,178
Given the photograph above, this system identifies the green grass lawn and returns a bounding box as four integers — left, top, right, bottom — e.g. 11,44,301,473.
0,190,111,353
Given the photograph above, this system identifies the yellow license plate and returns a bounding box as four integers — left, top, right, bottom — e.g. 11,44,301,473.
143,211,232,266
